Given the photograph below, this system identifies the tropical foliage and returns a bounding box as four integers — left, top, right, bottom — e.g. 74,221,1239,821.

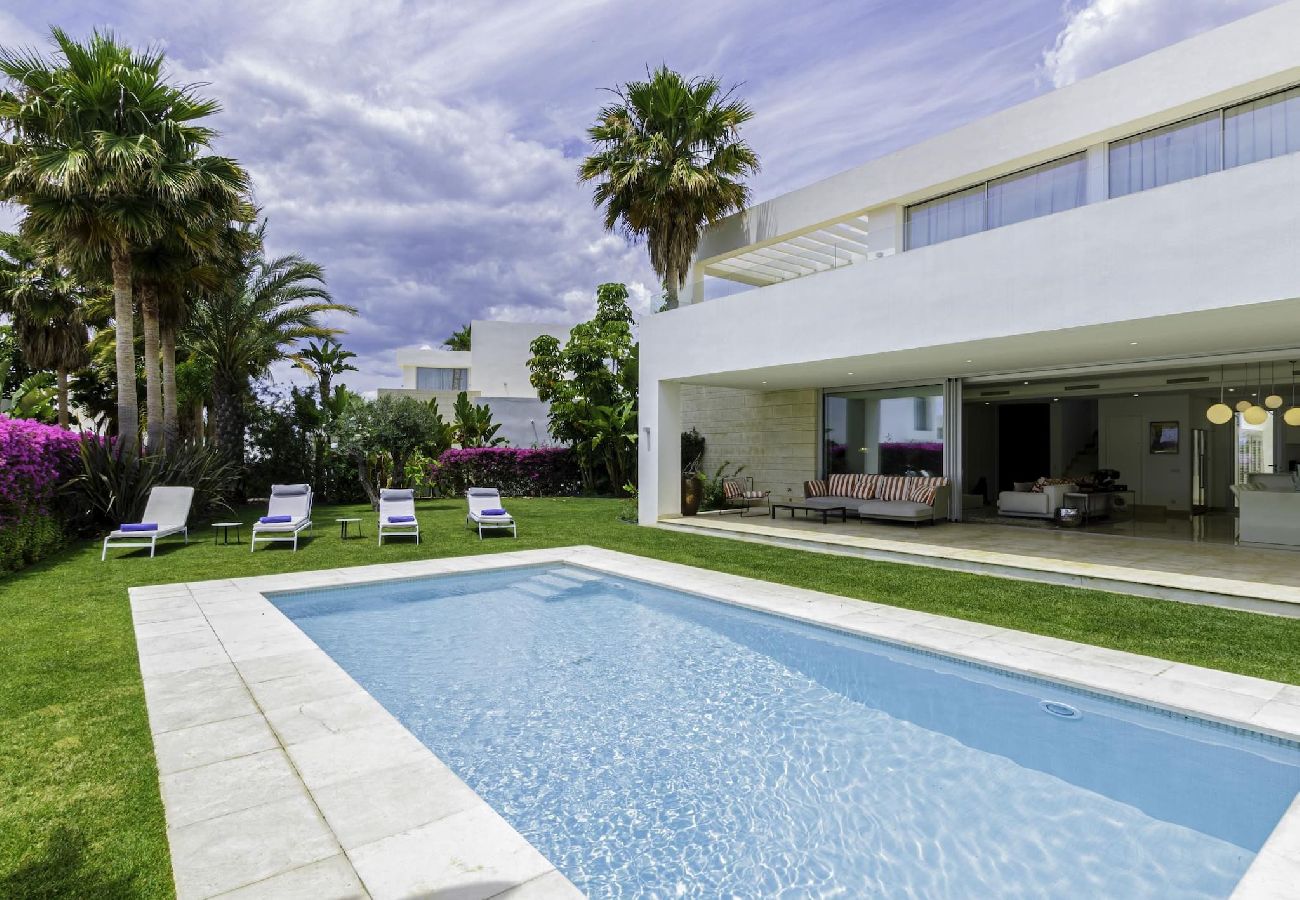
0,232,92,426
580,66,759,309
294,338,357,402
185,225,355,461
0,28,249,452
452,390,506,448
444,323,471,351
529,282,638,493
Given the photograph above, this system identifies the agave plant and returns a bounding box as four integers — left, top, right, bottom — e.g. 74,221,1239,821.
69,439,239,527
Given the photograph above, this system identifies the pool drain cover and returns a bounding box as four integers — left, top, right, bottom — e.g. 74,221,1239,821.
1040,700,1082,719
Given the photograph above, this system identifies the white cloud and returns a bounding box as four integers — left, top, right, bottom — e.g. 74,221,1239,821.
1043,0,1285,88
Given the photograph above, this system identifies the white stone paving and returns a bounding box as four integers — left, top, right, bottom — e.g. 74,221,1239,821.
129,546,1300,899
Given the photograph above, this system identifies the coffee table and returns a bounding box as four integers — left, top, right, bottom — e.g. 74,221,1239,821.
770,502,848,524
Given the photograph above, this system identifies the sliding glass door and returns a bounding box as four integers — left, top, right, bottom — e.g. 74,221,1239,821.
823,385,944,476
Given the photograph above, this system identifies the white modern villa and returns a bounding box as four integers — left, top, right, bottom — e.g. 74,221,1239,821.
639,2,1300,557
381,318,568,445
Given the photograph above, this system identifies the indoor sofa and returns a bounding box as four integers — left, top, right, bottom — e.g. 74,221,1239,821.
996,479,1076,519
803,473,950,525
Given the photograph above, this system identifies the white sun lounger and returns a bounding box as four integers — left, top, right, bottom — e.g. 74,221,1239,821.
466,487,516,539
377,488,420,545
250,484,314,552
101,486,194,561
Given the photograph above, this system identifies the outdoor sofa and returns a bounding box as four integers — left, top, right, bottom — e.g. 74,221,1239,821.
803,474,950,525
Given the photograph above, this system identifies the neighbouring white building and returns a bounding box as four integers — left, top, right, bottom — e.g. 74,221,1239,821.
381,319,570,446
639,1,1300,542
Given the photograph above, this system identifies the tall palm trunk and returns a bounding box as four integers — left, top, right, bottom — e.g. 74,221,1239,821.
212,376,245,462
110,247,139,454
56,368,69,429
140,284,164,452
663,276,678,310
161,323,180,449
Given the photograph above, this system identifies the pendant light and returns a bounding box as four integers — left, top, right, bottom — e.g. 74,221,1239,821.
1266,361,1285,409
1285,361,1300,427
1235,362,1253,412
1206,365,1233,425
1244,362,1269,425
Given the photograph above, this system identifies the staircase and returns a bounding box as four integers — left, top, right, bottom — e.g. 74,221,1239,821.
1063,430,1099,479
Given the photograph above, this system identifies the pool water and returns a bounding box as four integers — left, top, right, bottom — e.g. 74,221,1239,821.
272,565,1300,898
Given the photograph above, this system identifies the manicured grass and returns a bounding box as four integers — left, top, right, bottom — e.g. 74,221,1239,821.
2,496,1298,896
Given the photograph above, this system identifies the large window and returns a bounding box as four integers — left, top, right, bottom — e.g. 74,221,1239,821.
904,186,985,251
1225,85,1300,169
824,386,944,476
1108,112,1222,198
986,153,1087,229
416,367,468,391
904,154,1087,251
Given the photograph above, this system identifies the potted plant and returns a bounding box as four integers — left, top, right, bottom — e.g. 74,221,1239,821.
681,428,706,516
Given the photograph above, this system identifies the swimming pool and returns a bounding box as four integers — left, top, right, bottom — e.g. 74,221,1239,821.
271,563,1300,898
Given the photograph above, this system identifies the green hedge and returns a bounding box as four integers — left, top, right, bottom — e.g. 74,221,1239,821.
0,511,66,573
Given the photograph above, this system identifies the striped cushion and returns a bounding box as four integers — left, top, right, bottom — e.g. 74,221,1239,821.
875,476,910,502
908,476,949,505
804,480,828,498
827,473,857,497
852,474,881,500
742,490,768,499
722,479,745,500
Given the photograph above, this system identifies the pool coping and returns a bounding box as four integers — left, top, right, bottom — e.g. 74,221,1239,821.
128,545,1300,899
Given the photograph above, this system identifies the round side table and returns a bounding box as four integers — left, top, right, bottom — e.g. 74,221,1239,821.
212,522,243,545
337,517,363,539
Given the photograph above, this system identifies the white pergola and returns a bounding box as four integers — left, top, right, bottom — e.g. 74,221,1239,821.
698,213,880,287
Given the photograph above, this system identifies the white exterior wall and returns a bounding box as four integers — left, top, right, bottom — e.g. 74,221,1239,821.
641,3,1300,523
468,320,570,398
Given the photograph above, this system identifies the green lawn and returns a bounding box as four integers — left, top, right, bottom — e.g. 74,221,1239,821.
3,496,1298,897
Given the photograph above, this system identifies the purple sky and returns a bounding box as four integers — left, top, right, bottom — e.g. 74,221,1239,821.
0,0,1284,394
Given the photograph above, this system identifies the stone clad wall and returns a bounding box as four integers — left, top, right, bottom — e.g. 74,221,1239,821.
679,385,818,504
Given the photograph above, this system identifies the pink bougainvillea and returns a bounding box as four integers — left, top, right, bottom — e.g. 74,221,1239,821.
0,416,86,519
434,447,581,497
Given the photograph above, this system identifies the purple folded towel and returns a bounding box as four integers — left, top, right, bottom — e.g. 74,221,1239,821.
259,515,292,524
120,522,158,532
387,515,416,523
480,508,508,516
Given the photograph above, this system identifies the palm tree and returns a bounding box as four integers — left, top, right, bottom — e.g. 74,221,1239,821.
444,324,471,351
0,232,91,427
580,66,760,309
294,338,358,404
187,232,356,460
0,28,243,453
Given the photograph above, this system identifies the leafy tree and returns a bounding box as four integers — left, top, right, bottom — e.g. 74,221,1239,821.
336,394,453,507
294,338,358,404
186,223,355,461
444,324,471,351
528,282,638,492
0,232,92,427
5,371,57,422
452,391,506,448
580,66,759,309
0,28,246,453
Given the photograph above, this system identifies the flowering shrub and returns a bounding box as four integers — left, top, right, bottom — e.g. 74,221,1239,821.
433,447,581,497
0,416,86,571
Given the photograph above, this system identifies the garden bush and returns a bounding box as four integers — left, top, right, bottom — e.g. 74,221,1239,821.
434,447,581,497
0,415,84,571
